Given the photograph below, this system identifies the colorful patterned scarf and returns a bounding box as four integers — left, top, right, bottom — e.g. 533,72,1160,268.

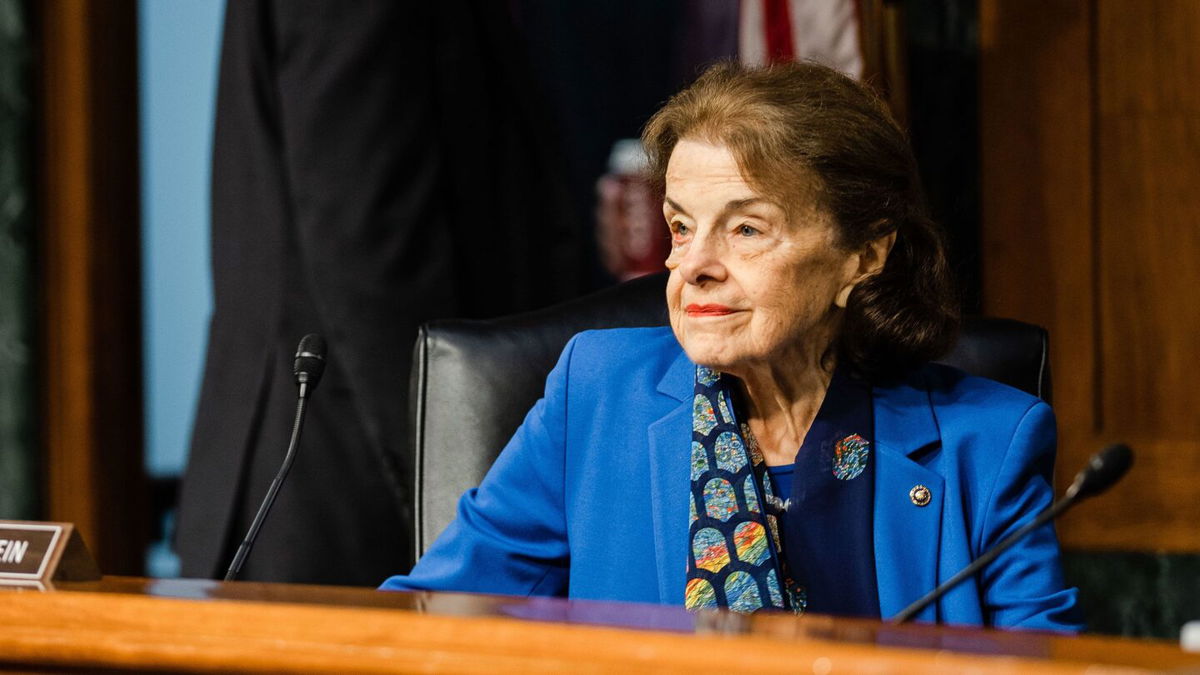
684,365,797,612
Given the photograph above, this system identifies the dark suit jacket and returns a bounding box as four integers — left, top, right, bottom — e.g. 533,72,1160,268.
177,0,580,585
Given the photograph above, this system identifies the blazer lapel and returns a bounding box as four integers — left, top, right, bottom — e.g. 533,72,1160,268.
873,375,945,622
647,349,694,605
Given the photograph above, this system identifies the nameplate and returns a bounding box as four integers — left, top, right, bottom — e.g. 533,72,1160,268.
0,521,101,589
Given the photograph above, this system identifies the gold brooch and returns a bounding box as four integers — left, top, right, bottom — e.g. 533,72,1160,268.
909,485,932,507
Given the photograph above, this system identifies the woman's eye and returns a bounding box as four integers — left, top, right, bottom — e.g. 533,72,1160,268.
670,222,690,238
737,224,759,237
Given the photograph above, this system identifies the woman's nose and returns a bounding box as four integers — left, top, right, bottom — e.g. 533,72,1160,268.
669,230,727,285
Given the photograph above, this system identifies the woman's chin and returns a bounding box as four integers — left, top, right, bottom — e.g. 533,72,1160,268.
679,344,748,375
672,325,756,373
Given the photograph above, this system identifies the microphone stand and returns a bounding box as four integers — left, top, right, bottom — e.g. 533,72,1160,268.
223,334,325,582
890,490,1074,624
891,443,1132,624
224,391,310,581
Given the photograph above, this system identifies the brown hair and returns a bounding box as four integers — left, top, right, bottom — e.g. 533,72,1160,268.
642,61,959,380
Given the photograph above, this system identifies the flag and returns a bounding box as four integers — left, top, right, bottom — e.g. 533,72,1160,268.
739,0,864,79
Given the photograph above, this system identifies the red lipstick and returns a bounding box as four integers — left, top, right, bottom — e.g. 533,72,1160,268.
686,303,736,317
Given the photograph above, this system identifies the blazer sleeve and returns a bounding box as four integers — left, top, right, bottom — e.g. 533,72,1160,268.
379,336,577,596
976,401,1084,631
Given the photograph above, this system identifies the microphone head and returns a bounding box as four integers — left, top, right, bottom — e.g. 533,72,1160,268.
293,334,327,391
1069,443,1133,500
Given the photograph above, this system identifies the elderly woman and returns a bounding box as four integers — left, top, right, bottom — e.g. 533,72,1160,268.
381,62,1080,630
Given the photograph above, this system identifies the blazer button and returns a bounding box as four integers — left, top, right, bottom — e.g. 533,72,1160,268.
909,485,932,507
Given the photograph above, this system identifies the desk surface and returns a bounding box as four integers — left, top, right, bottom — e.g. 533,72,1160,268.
0,577,1196,673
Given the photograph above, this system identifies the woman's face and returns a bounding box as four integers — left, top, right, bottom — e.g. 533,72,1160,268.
663,139,863,375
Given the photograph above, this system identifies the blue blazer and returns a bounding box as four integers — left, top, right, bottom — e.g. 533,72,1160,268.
382,327,1081,631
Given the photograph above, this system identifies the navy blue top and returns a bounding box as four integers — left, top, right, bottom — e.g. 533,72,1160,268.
764,462,795,589
764,463,795,520
780,369,879,617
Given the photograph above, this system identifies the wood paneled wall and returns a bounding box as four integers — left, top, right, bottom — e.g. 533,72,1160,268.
35,0,145,573
981,0,1200,551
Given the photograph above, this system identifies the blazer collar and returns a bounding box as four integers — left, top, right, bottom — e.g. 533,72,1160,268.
873,370,940,457
648,347,694,604
655,346,694,402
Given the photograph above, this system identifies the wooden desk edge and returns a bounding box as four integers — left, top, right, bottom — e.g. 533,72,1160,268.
0,578,1195,673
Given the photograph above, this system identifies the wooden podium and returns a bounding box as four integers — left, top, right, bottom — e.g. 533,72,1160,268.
0,577,1196,673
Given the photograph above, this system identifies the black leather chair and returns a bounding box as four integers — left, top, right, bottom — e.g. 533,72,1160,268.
406,273,1051,566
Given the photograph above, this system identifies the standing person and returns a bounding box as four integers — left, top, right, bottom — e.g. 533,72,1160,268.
177,1,580,585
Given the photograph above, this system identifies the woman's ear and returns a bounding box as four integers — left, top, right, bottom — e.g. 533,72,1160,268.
835,228,897,308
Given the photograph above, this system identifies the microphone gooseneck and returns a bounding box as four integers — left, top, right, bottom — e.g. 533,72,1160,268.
890,443,1133,624
224,334,328,582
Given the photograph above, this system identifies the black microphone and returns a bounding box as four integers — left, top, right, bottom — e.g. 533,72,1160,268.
891,443,1133,624
1065,443,1133,500
224,334,328,581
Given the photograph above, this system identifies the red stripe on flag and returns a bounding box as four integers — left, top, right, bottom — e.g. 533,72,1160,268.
763,0,795,63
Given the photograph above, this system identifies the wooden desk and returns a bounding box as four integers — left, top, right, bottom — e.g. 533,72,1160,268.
0,577,1196,673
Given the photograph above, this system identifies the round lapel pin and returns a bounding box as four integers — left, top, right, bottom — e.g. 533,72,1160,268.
909,485,932,507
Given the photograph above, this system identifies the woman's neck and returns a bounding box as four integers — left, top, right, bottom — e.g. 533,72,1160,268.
733,347,836,466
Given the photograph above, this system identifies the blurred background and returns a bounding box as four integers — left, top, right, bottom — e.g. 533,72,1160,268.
0,0,1197,638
